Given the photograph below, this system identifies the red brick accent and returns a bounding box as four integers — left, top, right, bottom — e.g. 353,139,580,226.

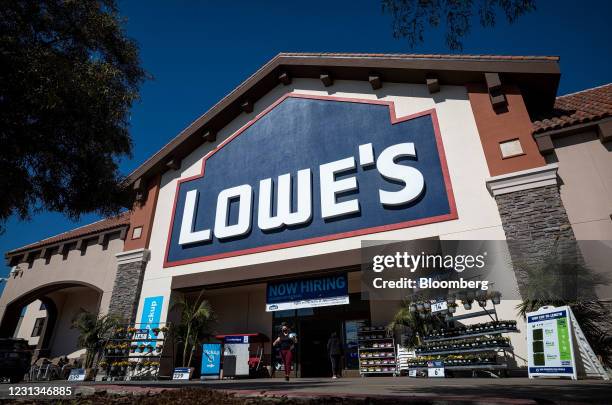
467,83,545,176
123,175,161,251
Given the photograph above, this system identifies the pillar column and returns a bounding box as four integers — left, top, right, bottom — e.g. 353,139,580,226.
486,163,579,294
108,248,150,323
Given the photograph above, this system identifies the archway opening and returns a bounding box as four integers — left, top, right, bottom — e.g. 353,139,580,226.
1,283,103,360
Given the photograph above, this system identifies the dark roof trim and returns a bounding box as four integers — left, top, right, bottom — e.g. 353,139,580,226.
534,116,612,138
126,53,560,185
5,215,130,259
533,116,612,153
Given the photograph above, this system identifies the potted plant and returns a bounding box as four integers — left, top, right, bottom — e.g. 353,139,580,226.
71,311,121,380
138,343,146,353
171,290,215,371
115,327,126,339
152,327,161,336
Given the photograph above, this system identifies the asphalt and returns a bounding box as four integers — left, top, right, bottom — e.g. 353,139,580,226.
1,377,612,404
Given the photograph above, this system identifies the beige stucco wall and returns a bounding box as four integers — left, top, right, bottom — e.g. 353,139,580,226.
14,300,47,346
0,234,123,331
554,130,612,302
555,131,612,240
136,78,508,332
201,284,271,345
47,287,100,358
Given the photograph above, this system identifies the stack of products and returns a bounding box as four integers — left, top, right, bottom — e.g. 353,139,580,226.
407,319,519,376
408,353,497,368
426,320,517,340
357,326,398,376
415,336,510,354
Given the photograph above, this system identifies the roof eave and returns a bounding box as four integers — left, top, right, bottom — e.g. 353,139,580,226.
126,53,561,186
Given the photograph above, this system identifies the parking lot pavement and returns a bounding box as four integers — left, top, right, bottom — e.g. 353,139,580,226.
1,377,611,404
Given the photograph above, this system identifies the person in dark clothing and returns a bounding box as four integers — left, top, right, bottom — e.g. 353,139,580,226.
273,322,297,381
327,331,343,378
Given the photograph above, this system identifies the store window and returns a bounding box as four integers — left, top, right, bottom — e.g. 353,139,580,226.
31,317,45,337
499,138,523,158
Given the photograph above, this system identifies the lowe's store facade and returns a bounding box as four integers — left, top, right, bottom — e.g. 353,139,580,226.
1,53,611,379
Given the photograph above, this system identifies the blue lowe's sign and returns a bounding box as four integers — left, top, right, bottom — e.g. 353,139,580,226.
266,273,349,311
164,94,456,266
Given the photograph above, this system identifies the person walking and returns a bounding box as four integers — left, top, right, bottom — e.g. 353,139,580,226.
273,322,297,381
327,331,343,379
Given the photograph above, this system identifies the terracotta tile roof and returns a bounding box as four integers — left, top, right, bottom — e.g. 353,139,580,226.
278,52,559,61
6,212,130,256
533,83,612,133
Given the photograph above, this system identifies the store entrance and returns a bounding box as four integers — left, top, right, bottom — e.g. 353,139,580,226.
271,292,370,378
299,319,340,377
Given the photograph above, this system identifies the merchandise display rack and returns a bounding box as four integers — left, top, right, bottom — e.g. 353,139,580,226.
97,322,173,381
408,306,519,377
358,326,398,376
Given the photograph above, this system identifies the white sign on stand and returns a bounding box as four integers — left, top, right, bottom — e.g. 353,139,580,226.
430,301,448,313
173,367,192,380
67,368,86,381
427,360,445,377
526,306,576,379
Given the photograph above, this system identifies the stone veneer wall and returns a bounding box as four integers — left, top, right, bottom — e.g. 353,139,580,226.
494,184,579,297
495,185,576,241
108,259,147,323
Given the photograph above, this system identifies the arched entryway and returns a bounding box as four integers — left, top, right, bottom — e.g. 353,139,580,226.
0,282,103,359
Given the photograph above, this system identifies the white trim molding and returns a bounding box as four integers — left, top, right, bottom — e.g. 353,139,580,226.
115,248,151,265
486,164,559,196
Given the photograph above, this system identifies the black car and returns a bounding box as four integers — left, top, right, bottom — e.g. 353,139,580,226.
0,339,32,383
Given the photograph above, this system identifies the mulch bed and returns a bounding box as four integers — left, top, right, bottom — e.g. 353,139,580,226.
5,387,434,405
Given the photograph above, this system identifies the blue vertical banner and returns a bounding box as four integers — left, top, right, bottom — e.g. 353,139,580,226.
201,343,222,377
139,296,164,346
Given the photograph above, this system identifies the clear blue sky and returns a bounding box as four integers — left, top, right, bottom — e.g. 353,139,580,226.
1,0,611,292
